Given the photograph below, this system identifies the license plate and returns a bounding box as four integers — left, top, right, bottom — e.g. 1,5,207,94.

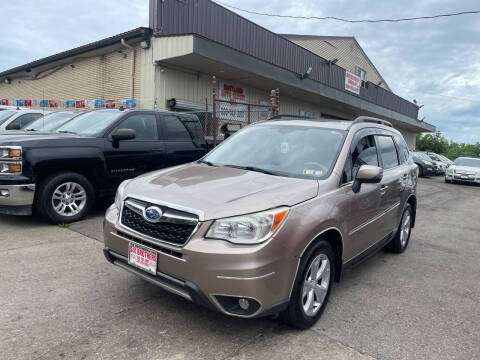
128,242,157,275
461,175,469,179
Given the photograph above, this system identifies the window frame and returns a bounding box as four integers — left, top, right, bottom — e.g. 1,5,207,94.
375,134,401,170
160,114,194,142
340,128,380,186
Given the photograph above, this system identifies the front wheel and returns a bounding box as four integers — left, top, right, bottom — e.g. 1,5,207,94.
36,172,95,224
280,240,334,329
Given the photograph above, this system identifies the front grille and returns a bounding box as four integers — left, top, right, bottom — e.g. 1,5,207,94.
121,206,197,246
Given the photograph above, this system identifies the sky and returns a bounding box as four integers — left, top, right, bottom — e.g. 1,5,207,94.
1,0,479,143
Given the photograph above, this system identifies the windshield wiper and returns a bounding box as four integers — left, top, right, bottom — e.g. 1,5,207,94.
222,164,280,176
57,130,77,134
197,159,217,166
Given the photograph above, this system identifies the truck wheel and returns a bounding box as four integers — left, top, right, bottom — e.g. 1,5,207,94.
387,204,413,254
36,172,95,224
280,240,334,329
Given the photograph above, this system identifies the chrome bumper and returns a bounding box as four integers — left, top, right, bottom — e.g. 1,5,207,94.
0,184,35,215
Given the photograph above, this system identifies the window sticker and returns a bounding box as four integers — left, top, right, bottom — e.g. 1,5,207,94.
303,169,324,176
280,142,290,154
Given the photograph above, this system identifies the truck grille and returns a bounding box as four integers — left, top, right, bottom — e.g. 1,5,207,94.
120,199,198,246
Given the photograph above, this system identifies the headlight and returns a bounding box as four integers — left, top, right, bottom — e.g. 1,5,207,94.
114,179,132,210
0,161,22,175
205,207,289,244
423,160,432,165
0,146,22,159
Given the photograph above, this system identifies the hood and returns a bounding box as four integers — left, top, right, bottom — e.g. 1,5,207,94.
124,163,319,220
450,165,480,173
0,132,89,146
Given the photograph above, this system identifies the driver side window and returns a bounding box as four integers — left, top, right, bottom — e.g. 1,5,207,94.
112,114,158,141
342,135,379,184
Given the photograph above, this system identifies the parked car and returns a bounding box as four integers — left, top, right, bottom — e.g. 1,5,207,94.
0,109,48,131
411,151,436,177
21,111,81,132
103,116,418,329
0,105,28,111
445,157,480,184
422,152,448,174
429,152,453,166
0,109,208,223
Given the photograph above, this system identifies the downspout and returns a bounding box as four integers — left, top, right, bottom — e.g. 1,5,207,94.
121,39,135,99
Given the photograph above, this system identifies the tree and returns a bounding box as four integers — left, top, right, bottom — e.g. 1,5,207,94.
416,132,480,159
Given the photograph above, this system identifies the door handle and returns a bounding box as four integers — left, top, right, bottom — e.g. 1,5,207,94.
402,173,408,180
379,184,388,195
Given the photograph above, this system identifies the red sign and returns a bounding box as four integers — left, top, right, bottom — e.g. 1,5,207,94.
75,100,85,108
106,99,115,109
345,71,361,95
24,100,32,107
1,99,8,105
221,83,246,103
49,100,58,108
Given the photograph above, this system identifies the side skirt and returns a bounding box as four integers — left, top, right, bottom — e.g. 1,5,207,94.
339,231,395,278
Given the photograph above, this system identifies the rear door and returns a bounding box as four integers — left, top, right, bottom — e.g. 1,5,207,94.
103,112,164,189
160,114,206,168
375,134,403,236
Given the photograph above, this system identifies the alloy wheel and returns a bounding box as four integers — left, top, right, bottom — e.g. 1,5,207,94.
301,253,331,317
400,211,411,247
51,182,87,217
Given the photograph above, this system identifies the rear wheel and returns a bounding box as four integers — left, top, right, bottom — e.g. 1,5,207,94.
36,172,95,224
280,240,334,329
388,204,413,253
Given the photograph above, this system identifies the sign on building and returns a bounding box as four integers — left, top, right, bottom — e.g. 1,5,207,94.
218,81,248,122
345,71,361,95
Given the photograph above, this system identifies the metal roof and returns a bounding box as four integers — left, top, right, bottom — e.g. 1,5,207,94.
0,27,152,78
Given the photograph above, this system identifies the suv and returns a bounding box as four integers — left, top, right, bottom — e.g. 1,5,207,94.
0,109,208,223
103,116,418,329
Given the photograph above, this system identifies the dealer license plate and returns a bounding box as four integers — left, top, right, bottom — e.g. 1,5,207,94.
128,242,157,275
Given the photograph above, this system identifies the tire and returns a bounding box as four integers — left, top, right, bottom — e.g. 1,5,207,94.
387,204,413,254
280,240,335,329
417,164,424,178
35,171,95,224
445,178,451,183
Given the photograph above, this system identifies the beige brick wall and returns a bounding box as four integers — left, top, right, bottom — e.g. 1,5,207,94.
0,46,143,108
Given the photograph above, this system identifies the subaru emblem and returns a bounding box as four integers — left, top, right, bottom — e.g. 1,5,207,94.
144,206,163,223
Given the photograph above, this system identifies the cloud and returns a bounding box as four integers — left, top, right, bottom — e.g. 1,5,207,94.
1,0,479,143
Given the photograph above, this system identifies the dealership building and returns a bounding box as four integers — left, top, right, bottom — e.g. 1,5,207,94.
0,0,434,148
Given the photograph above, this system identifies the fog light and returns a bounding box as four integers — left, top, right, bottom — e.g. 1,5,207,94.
0,189,9,197
238,298,250,310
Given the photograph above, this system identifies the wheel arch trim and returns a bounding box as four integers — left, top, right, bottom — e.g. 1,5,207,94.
288,226,344,299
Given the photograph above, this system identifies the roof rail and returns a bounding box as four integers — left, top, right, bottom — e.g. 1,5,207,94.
348,116,393,129
268,114,314,120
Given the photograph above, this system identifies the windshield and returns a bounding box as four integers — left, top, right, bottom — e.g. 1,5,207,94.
56,111,123,136
25,112,77,131
203,124,346,179
413,152,433,161
0,111,16,125
453,158,480,168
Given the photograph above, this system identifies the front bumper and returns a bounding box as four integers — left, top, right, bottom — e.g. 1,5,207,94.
446,173,480,183
0,183,35,215
103,205,296,318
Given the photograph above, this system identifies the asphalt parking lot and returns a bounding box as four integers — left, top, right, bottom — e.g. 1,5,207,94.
1,177,479,360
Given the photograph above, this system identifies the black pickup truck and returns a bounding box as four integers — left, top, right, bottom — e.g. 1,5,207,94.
0,109,209,223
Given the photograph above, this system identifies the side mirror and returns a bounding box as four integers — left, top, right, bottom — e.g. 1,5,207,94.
111,128,135,148
353,165,383,193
